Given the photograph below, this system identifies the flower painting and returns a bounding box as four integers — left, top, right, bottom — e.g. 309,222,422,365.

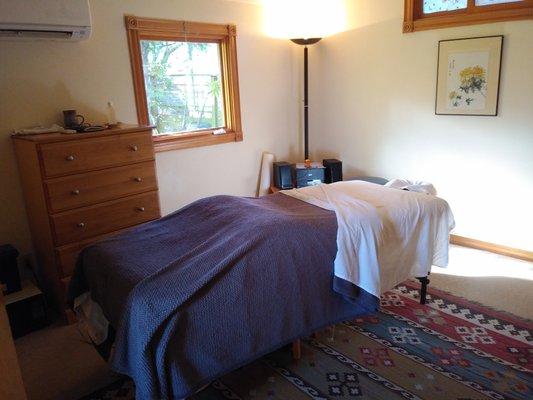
447,52,489,110
436,36,503,116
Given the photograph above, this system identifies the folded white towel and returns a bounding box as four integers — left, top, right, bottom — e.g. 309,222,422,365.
385,178,437,195
13,124,76,135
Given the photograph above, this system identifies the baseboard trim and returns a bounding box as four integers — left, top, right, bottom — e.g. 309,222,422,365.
450,234,533,262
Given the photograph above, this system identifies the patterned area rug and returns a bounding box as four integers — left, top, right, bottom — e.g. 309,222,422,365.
80,281,533,400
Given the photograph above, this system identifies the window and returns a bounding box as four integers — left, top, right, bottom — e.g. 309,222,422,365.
404,0,533,32
140,41,224,134
423,0,468,14
126,16,243,152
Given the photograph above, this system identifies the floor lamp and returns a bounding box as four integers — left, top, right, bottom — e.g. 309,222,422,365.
291,38,322,164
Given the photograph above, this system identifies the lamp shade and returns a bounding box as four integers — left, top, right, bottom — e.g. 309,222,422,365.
262,0,347,39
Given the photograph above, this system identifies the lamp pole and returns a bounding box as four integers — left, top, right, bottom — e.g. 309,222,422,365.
291,38,322,163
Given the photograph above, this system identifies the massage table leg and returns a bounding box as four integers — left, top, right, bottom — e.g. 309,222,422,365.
292,330,321,360
292,340,301,360
417,275,430,304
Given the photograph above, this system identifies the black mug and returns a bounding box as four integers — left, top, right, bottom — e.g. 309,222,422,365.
63,110,85,128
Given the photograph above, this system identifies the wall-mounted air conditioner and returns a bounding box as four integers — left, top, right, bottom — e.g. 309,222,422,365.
0,0,91,41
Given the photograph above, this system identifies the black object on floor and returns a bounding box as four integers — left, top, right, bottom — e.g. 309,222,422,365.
0,244,22,294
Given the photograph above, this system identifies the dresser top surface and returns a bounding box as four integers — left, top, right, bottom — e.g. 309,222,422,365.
12,124,155,144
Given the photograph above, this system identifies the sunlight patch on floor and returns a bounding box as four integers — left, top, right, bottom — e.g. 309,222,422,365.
432,245,533,281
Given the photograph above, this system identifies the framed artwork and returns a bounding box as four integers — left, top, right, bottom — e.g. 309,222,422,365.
435,35,503,116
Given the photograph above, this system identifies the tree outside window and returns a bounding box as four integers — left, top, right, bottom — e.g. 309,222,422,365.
140,40,224,135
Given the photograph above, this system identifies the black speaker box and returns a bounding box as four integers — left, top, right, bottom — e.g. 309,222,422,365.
323,159,343,183
273,162,293,189
0,244,21,294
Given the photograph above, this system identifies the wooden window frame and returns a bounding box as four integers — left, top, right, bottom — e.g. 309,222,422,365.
125,16,243,152
404,0,533,32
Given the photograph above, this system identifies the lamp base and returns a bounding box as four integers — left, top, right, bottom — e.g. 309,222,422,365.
290,37,322,162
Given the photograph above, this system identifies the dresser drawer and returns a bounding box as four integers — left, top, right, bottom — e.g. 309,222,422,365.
51,191,160,246
46,161,158,212
40,132,154,177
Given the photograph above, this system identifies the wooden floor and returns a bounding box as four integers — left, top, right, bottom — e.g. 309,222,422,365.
430,245,533,320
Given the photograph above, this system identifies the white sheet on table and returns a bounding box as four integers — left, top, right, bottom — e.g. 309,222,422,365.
281,181,455,297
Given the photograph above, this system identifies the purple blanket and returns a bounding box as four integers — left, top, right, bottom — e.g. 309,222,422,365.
68,193,379,399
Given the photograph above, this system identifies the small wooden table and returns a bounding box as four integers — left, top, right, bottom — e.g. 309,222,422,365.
4,281,47,338
0,290,27,400
269,185,279,194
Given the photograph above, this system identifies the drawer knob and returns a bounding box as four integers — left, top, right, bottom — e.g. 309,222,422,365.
66,155,75,161
134,177,142,182
130,145,139,152
136,206,145,212
77,222,86,228
71,189,80,195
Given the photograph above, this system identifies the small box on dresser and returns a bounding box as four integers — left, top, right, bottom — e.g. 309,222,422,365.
12,125,161,319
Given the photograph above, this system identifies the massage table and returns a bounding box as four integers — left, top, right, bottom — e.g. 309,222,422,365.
68,181,454,399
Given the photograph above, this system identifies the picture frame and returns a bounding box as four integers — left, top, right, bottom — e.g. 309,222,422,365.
435,35,503,116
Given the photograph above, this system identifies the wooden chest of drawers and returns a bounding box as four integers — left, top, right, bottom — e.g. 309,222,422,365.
12,125,160,316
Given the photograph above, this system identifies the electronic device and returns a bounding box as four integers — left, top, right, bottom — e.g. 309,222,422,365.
0,244,21,294
273,161,293,189
0,0,91,42
323,159,343,183
80,125,106,132
292,162,325,188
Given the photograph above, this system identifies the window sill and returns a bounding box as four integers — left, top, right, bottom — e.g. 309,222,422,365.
152,129,243,152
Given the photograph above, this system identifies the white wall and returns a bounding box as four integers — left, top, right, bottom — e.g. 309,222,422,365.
310,0,533,251
1,0,531,255
0,0,299,255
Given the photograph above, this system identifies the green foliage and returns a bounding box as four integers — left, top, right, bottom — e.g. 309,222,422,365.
141,41,185,134
140,40,224,134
